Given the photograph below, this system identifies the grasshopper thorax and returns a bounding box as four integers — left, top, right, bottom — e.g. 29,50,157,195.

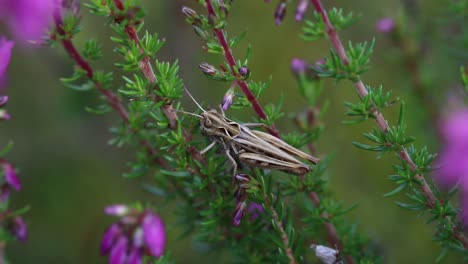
200,109,241,139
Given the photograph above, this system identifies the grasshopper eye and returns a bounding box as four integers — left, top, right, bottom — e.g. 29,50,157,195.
204,118,212,127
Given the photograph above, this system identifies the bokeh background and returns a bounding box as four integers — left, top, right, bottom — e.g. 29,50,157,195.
1,0,465,263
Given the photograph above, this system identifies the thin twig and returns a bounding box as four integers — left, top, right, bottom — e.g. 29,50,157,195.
264,195,297,264
310,0,468,249
204,0,280,138
53,6,168,169
296,108,354,263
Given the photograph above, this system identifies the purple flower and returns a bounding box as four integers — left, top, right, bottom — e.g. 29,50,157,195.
291,58,309,75
2,162,21,191
0,96,8,107
295,0,308,21
1,0,56,41
233,201,246,226
238,66,249,78
0,37,14,85
376,17,395,33
109,236,128,264
199,62,218,76
105,204,130,217
436,109,468,224
0,184,10,202
247,202,264,221
127,247,142,264
142,212,166,258
100,223,122,255
274,2,287,26
101,206,166,263
436,110,468,188
221,88,235,111
10,216,27,242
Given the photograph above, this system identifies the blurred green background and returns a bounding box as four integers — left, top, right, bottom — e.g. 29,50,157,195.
1,0,465,263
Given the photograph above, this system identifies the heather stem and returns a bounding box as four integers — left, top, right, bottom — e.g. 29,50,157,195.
263,195,297,264
310,0,468,249
204,0,280,138
112,0,179,130
53,6,170,168
53,9,129,123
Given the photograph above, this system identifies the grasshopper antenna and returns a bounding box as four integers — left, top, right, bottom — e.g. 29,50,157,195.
184,87,206,112
175,109,202,119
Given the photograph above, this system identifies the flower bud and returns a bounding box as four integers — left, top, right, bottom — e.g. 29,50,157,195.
238,66,250,78
199,62,219,76
233,201,246,226
295,0,308,21
221,88,235,111
376,18,395,33
10,216,27,242
105,204,130,217
2,162,21,191
247,202,264,221
181,6,199,22
274,2,287,26
310,244,340,264
291,58,309,76
0,96,8,107
0,109,11,121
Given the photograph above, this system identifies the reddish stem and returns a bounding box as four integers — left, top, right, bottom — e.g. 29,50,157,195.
310,0,468,249
204,0,280,137
53,10,129,123
53,6,168,168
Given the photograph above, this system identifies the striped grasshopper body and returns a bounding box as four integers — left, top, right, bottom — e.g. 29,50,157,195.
185,90,319,176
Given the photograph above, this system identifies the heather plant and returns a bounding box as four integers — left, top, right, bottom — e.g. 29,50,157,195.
0,0,467,263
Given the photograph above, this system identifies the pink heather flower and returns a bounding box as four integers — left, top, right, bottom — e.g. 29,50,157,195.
142,212,166,258
247,202,264,221
100,223,122,255
0,0,57,41
233,201,246,226
2,162,21,191
105,204,130,217
0,95,8,106
436,110,468,188
274,2,287,26
291,58,309,75
101,207,166,263
295,0,308,21
0,37,14,85
109,236,128,264
10,216,27,242
127,247,142,264
376,17,395,33
221,88,235,111
436,109,468,224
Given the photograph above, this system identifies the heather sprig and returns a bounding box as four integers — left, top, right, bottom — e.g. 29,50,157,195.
0,97,29,262
299,0,468,259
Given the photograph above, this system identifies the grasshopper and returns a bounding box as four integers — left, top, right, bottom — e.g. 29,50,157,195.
183,89,319,176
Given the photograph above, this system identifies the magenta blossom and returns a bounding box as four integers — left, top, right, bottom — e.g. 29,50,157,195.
1,161,21,191
376,17,395,33
0,37,14,85
0,0,57,41
247,202,264,221
436,109,468,224
291,58,309,76
101,206,166,263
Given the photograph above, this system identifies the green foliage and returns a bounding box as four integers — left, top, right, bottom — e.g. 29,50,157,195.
46,0,468,263
302,8,355,41
314,40,375,81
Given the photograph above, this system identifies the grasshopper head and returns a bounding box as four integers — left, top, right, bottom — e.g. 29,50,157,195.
200,109,240,139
